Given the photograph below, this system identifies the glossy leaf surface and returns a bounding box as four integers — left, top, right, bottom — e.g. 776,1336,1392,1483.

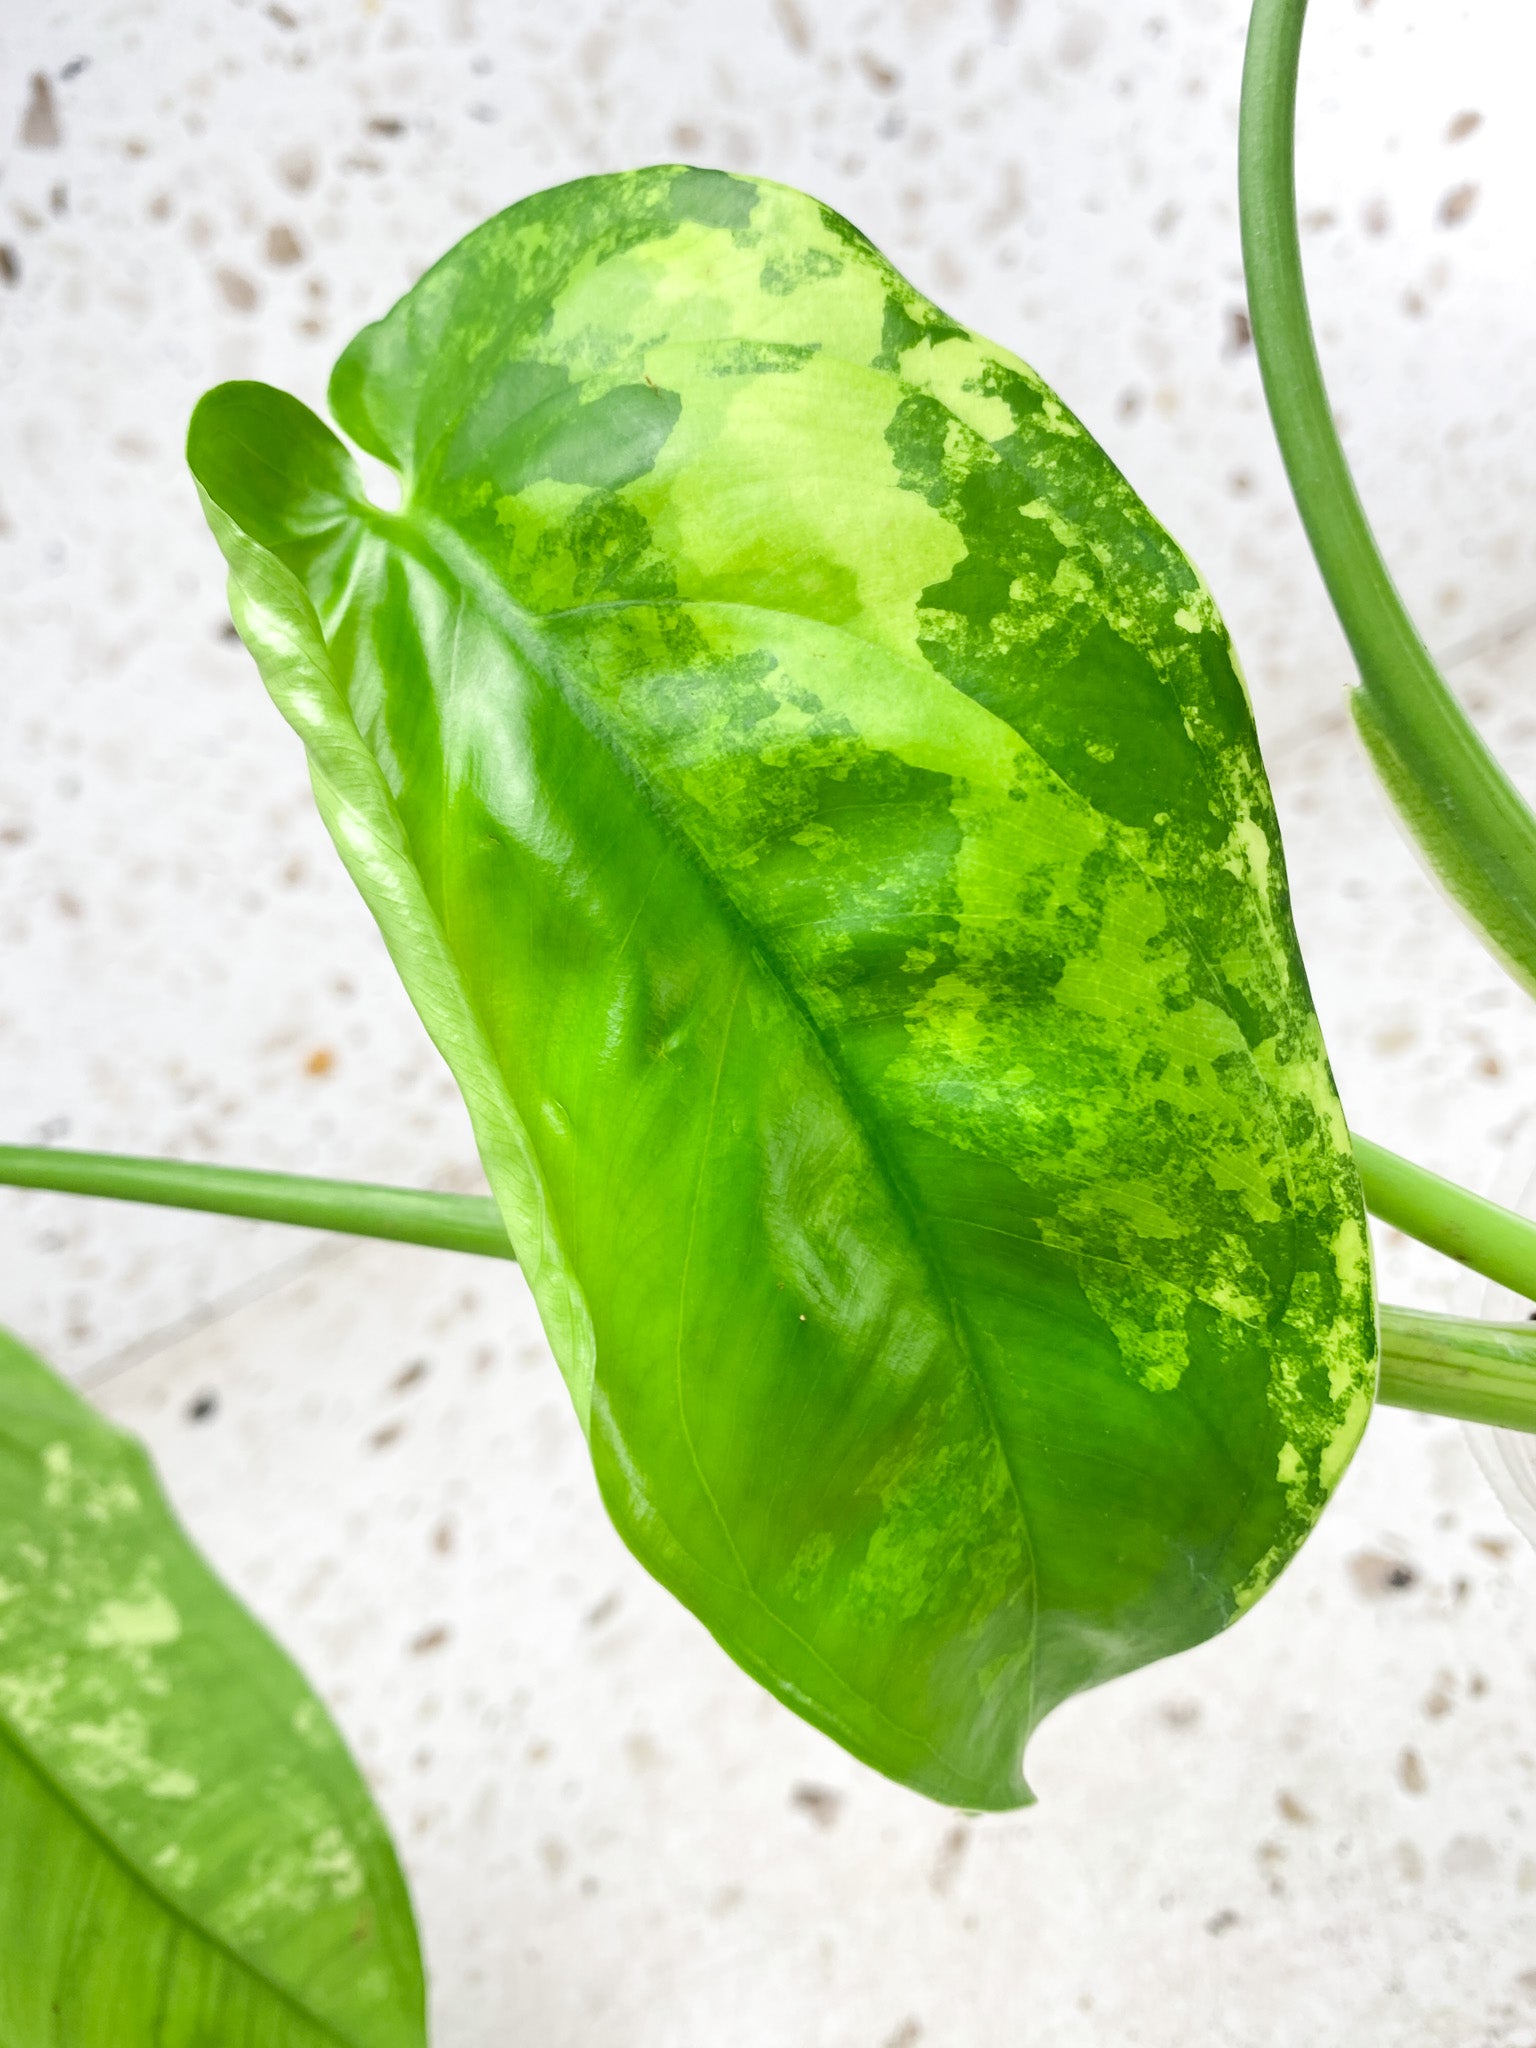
0,1325,424,2046
190,168,1376,1807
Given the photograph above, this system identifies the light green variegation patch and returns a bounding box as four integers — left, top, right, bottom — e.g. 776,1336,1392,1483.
189,166,1375,1809
0,1323,424,2045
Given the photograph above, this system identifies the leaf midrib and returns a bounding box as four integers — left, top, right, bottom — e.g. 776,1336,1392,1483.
380,497,1302,1315
394,321,1309,1253
362,503,1046,1767
0,1706,380,2048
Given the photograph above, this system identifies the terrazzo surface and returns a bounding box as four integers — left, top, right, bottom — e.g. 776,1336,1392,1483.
5,2,1536,2042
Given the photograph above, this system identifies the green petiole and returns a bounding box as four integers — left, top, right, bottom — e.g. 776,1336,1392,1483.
1351,1136,1536,1306
1372,1307,1536,1436
3,1137,1535,1433
0,1145,514,1263
1239,0,1536,1001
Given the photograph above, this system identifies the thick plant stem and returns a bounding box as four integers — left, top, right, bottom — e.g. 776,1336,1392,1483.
0,1146,515,1262
1352,1136,1536,1307
1239,0,1536,999
1378,1307,1536,1435
6,1140,1536,1431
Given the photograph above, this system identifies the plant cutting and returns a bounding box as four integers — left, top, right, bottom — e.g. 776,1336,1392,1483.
1,0,1533,2035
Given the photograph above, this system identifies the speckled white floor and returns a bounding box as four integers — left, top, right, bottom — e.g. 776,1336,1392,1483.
5,3,1536,2043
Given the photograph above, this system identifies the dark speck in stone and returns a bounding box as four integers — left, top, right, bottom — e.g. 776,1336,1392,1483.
790,1782,843,1828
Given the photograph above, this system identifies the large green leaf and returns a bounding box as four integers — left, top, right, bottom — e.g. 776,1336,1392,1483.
0,1325,424,2045
188,167,1376,1809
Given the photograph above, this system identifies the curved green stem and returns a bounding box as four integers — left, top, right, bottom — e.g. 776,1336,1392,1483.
0,1146,514,1263
1353,1135,1536,1306
1239,0,1536,998
7,1138,1536,1431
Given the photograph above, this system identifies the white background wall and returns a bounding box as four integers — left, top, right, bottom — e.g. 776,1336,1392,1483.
4,3,1536,2042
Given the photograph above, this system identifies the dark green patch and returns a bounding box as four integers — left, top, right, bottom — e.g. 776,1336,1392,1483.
874,294,970,375
438,358,572,485
1031,622,1224,843
493,381,682,497
760,247,844,296
704,339,822,376
667,165,760,234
